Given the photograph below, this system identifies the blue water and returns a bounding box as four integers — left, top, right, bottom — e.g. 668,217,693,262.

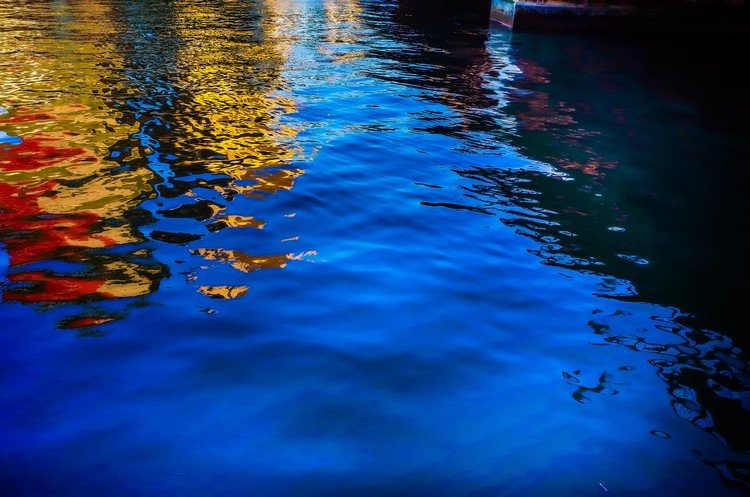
1,1,748,496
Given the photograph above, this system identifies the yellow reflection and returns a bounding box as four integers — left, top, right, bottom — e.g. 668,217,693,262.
97,261,164,299
214,215,266,230
1,0,316,313
0,2,159,307
199,286,250,300
322,0,366,62
167,0,314,296
192,248,292,272
171,0,300,175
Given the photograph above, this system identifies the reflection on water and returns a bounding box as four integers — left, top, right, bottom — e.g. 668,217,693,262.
1,1,749,496
0,1,165,324
0,0,311,324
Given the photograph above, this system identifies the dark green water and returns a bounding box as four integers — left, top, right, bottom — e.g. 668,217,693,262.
1,1,748,495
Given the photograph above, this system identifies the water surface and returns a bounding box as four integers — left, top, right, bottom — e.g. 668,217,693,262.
1,1,748,496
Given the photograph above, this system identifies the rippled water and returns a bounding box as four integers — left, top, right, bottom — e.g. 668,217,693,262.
1,1,749,495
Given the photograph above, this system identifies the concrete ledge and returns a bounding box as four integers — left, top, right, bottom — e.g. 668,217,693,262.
490,0,517,28
490,0,750,32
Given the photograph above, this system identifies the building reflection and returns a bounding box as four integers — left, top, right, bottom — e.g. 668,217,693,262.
365,3,748,344
102,0,314,298
502,33,749,341
0,0,313,327
0,1,166,328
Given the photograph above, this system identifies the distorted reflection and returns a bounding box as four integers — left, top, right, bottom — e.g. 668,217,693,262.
0,0,313,328
321,0,365,62
0,1,164,327
1,1,748,496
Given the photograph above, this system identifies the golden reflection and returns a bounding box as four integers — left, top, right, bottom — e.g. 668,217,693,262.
163,0,313,293
231,168,305,197
321,0,366,62
97,261,165,299
1,0,316,323
0,2,161,311
212,215,266,230
171,0,300,174
192,248,291,273
198,285,249,300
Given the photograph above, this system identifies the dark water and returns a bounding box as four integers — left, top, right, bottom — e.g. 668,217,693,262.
1,1,749,495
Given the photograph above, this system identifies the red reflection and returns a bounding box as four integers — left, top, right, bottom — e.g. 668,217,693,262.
0,134,119,303
3,113,56,124
59,314,119,329
3,271,110,303
0,135,92,171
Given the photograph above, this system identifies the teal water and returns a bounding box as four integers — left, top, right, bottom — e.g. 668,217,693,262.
1,1,748,496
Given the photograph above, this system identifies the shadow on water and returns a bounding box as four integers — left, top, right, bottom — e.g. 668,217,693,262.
500,32,750,342
364,3,750,489
496,32,750,487
370,3,749,341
